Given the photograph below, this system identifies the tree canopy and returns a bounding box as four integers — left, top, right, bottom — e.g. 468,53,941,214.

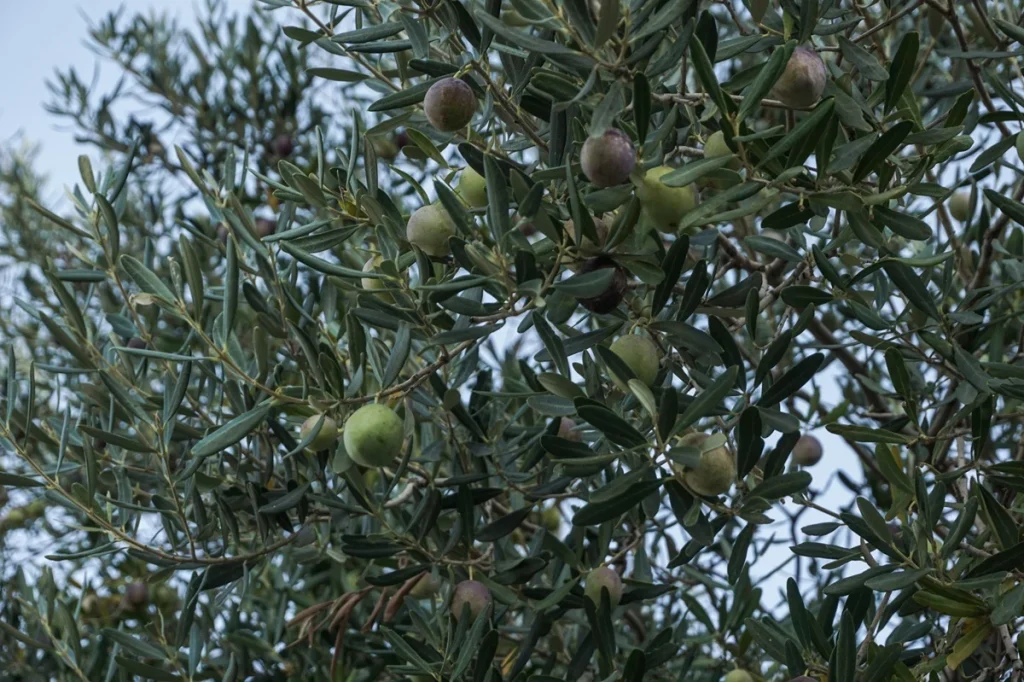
2,0,1024,680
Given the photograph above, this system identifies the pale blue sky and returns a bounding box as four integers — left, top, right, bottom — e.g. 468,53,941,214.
0,0,248,196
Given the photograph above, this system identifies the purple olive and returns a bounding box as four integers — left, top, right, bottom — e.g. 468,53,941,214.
581,128,636,187
576,256,627,314
450,579,492,622
771,47,826,109
424,78,476,132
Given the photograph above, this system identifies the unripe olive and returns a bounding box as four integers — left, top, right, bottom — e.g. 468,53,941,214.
343,403,404,467
581,128,636,188
81,594,101,617
409,572,442,599
637,166,698,231
927,8,946,36
772,47,827,109
371,137,399,161
792,434,822,467
576,257,627,314
557,417,581,441
725,670,754,682
949,192,971,222
584,566,623,609
705,131,739,166
361,255,393,300
424,78,476,132
609,334,660,387
680,433,736,496
300,415,339,451
255,218,276,239
271,134,294,158
407,203,457,257
458,167,488,208
124,582,149,610
127,337,147,350
541,507,561,531
450,580,492,622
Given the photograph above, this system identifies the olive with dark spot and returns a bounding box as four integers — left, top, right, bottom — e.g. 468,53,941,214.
576,256,627,314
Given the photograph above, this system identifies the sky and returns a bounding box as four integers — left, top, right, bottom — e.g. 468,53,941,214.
0,0,866,605
0,0,248,198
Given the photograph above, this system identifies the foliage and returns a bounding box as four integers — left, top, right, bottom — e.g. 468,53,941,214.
2,0,1024,680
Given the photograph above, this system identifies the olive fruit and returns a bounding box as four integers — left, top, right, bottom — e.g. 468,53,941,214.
2,508,26,527
255,218,277,239
361,255,393,300
371,137,399,161
81,594,101,618
679,433,736,496
423,78,476,132
343,404,404,467
584,566,623,609
703,131,741,188
450,580,492,622
576,257,627,314
299,415,339,451
407,203,457,257
409,572,442,599
458,167,488,208
127,337,147,350
949,192,971,222
637,165,698,231
270,134,294,158
705,131,738,165
725,671,754,682
793,434,823,467
123,582,149,610
541,507,561,531
557,417,581,442
609,334,660,387
772,46,827,109
581,128,636,187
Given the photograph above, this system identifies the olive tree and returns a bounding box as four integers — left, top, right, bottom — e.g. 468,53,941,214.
2,0,1024,680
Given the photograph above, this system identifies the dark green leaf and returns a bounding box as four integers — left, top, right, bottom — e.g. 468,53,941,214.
885,32,919,112
477,506,534,542
572,478,664,526
758,353,823,407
